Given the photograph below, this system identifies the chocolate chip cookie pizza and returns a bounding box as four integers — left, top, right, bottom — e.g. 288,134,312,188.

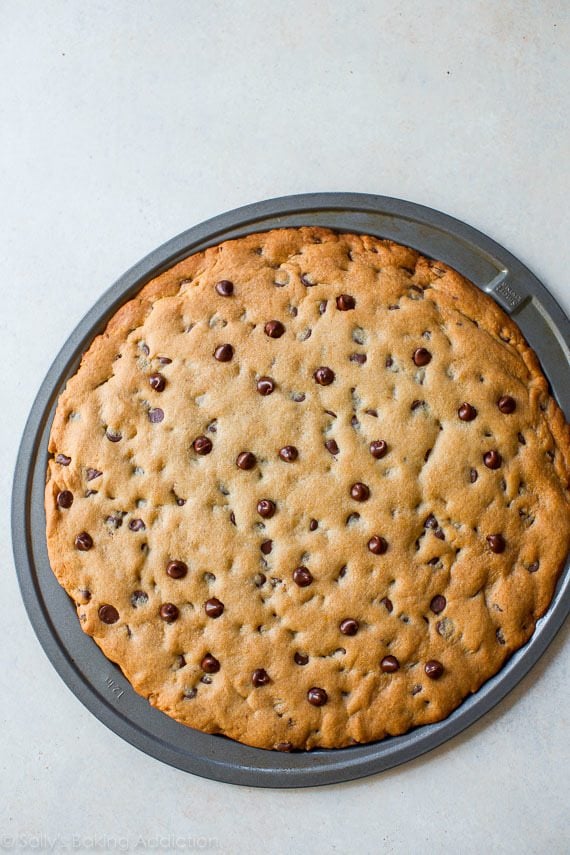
45,227,570,750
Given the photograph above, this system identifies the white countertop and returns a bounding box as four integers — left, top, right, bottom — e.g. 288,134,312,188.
1,2,568,852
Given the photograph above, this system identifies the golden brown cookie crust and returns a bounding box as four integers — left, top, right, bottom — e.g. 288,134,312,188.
45,228,570,750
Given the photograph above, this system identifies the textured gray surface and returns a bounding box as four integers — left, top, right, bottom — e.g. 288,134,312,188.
1,1,568,852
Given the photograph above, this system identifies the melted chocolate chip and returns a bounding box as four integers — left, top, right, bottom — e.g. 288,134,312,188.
370,440,388,459
314,366,335,386
57,490,73,509
252,668,270,687
336,294,356,311
215,279,234,297
350,482,370,501
257,499,276,518
430,595,446,614
380,597,393,613
293,566,313,587
167,560,188,579
487,533,506,553
325,438,339,455
307,687,328,706
309,518,318,532
214,344,234,362
368,535,388,555
265,320,285,338
149,373,166,392
157,356,172,364
483,450,502,469
160,603,179,623
130,590,148,608
236,451,256,469
528,561,539,573
75,531,93,551
204,598,224,618
148,408,164,423
458,402,477,421
294,652,309,666
470,468,478,483
105,429,122,442
350,353,367,364
98,604,119,624
201,653,220,673
128,518,145,532
257,376,275,395
86,468,102,481
260,539,273,555
279,445,298,462
381,655,400,673
413,347,432,366
300,273,315,287
55,454,71,465
498,395,516,414
425,660,444,679
193,436,213,455
339,618,359,636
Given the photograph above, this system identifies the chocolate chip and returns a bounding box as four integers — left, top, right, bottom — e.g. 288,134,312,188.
368,536,388,555
370,440,388,459
148,408,164,423
528,561,539,573
518,432,526,445
425,514,438,529
339,618,359,636
86,468,102,481
254,573,266,587
236,451,256,469
98,604,119,624
160,603,179,622
300,273,315,287
430,595,446,614
385,356,393,367
105,429,122,442
483,450,502,469
487,533,506,553
309,519,318,531
498,395,516,414
214,344,234,362
130,590,148,607
257,499,276,518
149,373,166,392
325,438,339,455
229,511,236,525
294,652,309,666
293,566,313,587
215,279,234,297
496,628,506,645
291,392,305,402
167,560,188,579
350,482,370,501
260,540,273,555
157,356,172,364
265,320,285,338
176,497,186,506
381,597,393,612
458,402,477,421
128,518,145,532
380,655,400,673
205,598,224,618
257,376,275,395
336,294,356,311
193,436,213,455
201,653,220,673
307,687,328,706
252,668,270,687
55,454,71,465
275,742,294,752
75,531,93,551
56,490,73,509
314,366,335,385
279,445,298,462
318,300,327,314
425,659,444,679
470,468,478,483
413,347,432,366
350,353,367,364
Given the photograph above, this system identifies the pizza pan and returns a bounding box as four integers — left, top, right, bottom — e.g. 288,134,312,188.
12,193,570,787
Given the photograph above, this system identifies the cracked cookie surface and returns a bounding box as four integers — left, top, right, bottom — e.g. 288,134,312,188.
45,227,570,750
